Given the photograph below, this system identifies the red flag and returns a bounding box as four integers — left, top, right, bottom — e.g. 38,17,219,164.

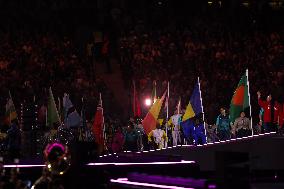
133,81,141,117
92,94,104,146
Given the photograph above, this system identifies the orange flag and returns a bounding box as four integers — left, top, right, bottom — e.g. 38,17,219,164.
142,90,167,135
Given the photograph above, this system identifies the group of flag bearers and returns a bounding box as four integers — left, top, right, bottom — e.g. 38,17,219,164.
3,69,284,155
137,69,283,150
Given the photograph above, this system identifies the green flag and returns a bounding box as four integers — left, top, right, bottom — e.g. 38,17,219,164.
229,72,250,123
47,87,61,128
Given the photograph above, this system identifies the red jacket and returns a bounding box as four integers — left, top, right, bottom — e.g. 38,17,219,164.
258,99,280,123
280,104,284,128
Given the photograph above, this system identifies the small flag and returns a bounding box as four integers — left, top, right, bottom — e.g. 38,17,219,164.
47,87,61,128
92,94,104,146
63,93,81,128
229,71,250,123
5,91,17,125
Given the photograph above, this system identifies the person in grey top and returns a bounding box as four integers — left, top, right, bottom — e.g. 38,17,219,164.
233,111,251,138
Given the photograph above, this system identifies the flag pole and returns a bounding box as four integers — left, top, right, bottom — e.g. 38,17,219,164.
8,91,12,124
166,81,169,147
100,93,107,152
133,80,136,117
246,69,253,136
198,77,207,143
58,97,61,121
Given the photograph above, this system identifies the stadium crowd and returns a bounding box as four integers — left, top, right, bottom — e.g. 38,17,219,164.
0,8,284,168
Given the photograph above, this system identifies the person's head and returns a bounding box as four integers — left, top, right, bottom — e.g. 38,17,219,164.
127,122,134,132
11,119,18,126
156,122,161,129
240,111,245,118
220,108,226,115
267,94,272,102
174,109,178,114
195,118,200,125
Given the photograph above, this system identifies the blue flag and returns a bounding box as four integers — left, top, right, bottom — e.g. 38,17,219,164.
190,82,203,116
63,93,82,128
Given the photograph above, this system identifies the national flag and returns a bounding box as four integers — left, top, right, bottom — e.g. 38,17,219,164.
181,80,204,139
63,93,81,128
229,71,250,123
92,94,104,146
182,82,203,121
47,87,61,128
133,81,141,117
5,91,17,125
142,90,166,135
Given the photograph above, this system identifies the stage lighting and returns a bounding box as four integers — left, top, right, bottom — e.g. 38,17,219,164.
145,98,152,106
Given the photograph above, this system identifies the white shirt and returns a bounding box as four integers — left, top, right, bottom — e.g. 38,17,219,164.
171,114,182,131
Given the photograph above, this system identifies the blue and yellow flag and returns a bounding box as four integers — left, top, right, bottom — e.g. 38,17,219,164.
182,82,203,121
181,80,204,139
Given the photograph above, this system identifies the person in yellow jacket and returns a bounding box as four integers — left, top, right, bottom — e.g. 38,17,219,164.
148,123,167,149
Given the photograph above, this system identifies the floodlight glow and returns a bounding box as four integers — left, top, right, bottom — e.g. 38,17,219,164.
145,98,152,106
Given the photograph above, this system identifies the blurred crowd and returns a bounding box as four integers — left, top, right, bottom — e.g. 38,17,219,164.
119,20,284,123
0,14,283,165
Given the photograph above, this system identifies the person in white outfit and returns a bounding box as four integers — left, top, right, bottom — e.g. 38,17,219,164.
148,123,167,149
171,110,182,146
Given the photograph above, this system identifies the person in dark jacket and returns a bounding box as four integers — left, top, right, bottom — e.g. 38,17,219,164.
216,108,231,141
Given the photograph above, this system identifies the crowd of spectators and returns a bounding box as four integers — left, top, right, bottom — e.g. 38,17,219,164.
119,20,284,124
0,30,120,128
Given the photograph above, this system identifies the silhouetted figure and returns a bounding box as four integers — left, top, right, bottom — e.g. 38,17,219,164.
6,120,21,159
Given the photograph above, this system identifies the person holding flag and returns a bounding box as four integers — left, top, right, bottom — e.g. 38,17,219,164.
230,69,252,136
148,122,167,149
193,117,206,145
232,111,251,138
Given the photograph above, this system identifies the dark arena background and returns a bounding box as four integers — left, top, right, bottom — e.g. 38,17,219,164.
0,0,284,189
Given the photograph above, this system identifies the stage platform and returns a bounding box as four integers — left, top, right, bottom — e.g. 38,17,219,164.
97,132,283,172
2,132,283,188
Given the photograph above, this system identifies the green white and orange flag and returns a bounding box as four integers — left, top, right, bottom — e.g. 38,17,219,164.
47,87,61,128
142,90,167,135
5,91,17,125
229,70,251,124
